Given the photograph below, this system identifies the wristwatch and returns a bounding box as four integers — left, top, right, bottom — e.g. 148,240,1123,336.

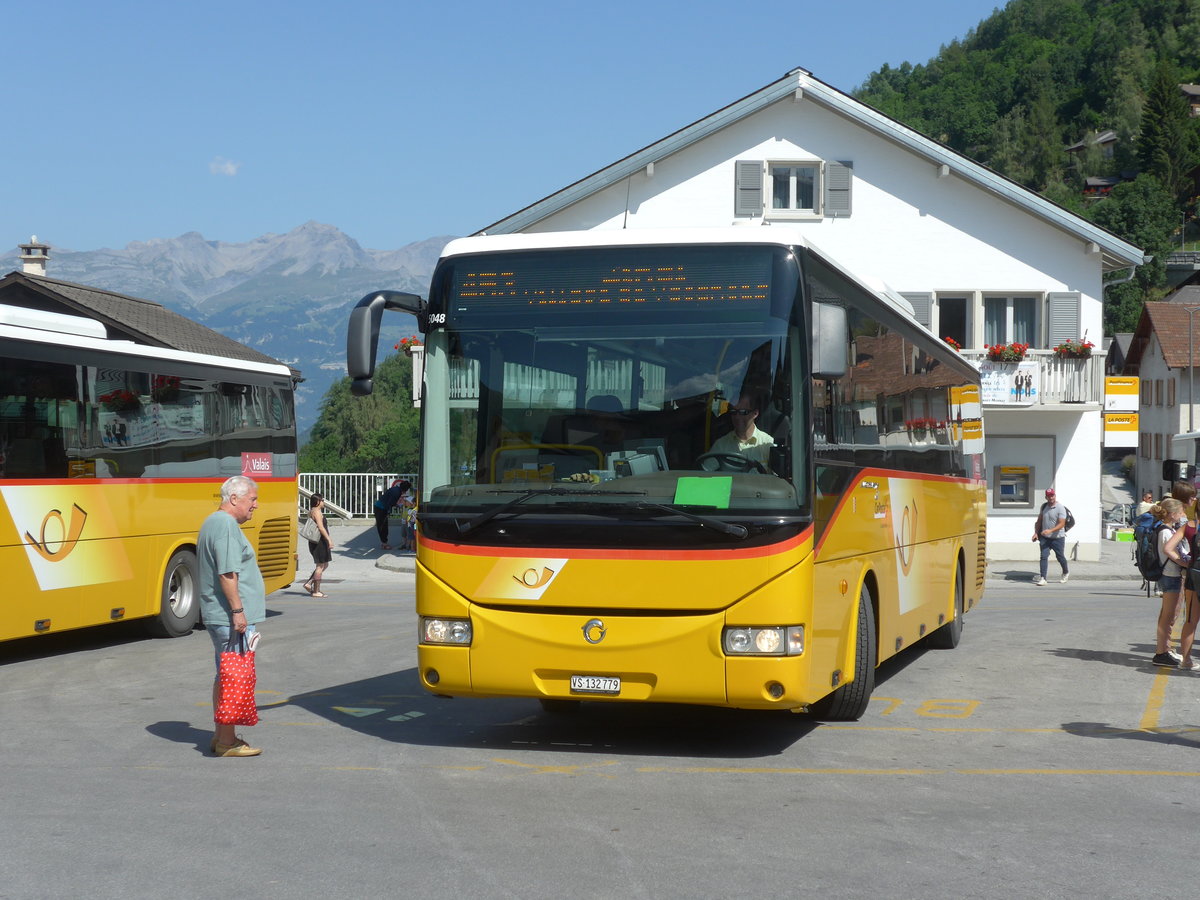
229,608,244,615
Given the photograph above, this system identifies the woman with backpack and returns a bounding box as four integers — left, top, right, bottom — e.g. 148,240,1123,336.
1151,498,1191,667
1168,481,1200,671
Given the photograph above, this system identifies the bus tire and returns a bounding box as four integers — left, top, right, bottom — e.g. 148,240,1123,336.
926,562,964,650
147,549,200,638
807,584,876,721
539,698,582,715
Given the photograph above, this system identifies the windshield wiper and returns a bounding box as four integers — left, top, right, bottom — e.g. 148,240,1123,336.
455,490,748,540
455,487,643,536
633,502,749,539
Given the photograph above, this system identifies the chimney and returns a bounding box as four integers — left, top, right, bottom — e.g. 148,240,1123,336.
19,235,50,276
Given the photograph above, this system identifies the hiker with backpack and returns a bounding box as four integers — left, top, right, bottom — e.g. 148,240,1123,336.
1150,498,1192,667
1031,487,1070,586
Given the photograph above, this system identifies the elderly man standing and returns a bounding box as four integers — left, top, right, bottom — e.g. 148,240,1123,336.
198,475,266,758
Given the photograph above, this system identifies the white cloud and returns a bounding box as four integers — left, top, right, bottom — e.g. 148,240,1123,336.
209,156,242,176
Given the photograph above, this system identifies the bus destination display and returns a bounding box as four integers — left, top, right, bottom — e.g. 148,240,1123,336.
450,247,774,316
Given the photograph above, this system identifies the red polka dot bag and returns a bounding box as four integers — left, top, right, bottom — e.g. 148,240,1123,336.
215,632,258,726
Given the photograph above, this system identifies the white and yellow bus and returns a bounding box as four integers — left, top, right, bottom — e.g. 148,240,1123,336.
0,304,298,643
349,229,986,719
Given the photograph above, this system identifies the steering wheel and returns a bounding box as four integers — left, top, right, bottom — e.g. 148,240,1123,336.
695,452,768,474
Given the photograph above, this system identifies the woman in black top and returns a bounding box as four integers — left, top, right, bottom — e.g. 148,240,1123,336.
303,493,334,598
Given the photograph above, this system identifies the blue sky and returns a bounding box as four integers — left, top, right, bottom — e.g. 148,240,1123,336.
5,0,1004,252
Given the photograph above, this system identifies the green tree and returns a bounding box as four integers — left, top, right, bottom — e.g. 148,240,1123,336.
1087,174,1178,333
1138,61,1200,200
299,350,420,473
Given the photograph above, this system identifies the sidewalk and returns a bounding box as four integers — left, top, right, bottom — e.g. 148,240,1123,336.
987,536,1140,584
297,519,415,587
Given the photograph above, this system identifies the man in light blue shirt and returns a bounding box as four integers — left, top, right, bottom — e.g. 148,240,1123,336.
198,475,266,757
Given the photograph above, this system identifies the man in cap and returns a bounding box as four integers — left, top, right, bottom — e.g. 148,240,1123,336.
1031,487,1069,586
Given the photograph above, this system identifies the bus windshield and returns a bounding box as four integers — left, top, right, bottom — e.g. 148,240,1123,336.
418,244,807,544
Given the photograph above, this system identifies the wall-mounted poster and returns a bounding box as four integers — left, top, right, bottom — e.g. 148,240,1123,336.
980,360,1039,406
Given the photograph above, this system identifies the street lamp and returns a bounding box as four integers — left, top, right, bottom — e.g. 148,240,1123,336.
1187,306,1200,433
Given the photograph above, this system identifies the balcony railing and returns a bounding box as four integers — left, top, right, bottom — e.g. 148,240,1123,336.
960,349,1106,406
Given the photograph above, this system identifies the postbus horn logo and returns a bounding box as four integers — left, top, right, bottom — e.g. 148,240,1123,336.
25,503,88,562
513,566,556,589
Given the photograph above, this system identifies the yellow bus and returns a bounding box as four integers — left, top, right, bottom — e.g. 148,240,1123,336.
0,304,298,643
349,229,986,719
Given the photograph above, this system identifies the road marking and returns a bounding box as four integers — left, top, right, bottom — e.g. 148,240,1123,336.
634,766,1200,776
494,757,619,776
1139,667,1172,730
333,706,386,718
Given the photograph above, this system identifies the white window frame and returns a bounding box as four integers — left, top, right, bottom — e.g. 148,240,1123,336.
764,160,823,220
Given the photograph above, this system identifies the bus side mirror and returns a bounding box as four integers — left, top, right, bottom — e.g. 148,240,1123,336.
811,302,847,379
347,290,424,396
1163,459,1195,482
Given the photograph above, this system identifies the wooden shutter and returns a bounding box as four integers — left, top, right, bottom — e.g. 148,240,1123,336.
901,292,933,329
1047,292,1080,347
734,160,763,217
824,161,852,218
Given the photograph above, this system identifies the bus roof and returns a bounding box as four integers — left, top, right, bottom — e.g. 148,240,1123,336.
0,314,294,378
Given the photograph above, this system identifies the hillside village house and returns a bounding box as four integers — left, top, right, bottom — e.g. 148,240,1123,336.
478,68,1145,561
1124,277,1200,496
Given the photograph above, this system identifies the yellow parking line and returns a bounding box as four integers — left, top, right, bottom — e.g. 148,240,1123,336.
1139,666,1172,730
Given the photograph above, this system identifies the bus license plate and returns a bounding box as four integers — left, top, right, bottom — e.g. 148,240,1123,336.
570,675,620,694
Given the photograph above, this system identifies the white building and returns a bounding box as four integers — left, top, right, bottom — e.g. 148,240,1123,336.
478,68,1146,561
1125,280,1200,496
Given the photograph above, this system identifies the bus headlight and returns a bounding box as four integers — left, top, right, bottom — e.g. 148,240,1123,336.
723,625,804,656
421,617,472,645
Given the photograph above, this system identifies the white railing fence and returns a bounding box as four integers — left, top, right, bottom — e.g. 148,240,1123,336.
960,349,1106,405
298,472,417,520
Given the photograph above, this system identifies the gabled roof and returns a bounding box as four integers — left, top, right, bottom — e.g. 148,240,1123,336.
1125,302,1200,372
479,68,1146,273
0,270,292,373
1065,130,1118,153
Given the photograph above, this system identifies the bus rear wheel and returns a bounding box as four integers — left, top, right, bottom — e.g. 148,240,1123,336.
147,549,200,638
926,563,964,650
807,584,876,721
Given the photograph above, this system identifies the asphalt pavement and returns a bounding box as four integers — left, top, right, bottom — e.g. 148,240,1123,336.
311,518,1144,589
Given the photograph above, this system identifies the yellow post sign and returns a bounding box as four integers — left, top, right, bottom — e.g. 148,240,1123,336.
1104,412,1138,448
1104,376,1138,412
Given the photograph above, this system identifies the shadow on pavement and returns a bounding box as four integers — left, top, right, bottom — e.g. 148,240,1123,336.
1061,721,1200,747
270,667,825,759
257,637,954,759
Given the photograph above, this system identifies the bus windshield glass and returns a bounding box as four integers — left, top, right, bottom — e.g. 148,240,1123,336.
419,244,806,544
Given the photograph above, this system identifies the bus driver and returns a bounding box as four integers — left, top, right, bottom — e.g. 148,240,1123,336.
709,392,775,468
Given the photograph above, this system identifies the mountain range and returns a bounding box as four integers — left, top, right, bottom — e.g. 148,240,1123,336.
0,222,454,435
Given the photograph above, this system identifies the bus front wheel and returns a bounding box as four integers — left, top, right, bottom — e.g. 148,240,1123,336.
147,549,200,638
807,584,876,721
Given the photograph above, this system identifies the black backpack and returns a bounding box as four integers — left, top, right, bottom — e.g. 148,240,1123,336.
1135,521,1168,582
1040,501,1074,533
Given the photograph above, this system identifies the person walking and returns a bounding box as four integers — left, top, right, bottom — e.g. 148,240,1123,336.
198,474,266,758
302,493,333,598
373,478,411,550
1031,487,1069,586
1151,498,1191,667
